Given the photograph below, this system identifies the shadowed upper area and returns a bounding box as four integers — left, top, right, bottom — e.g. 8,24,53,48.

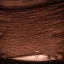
0,0,63,9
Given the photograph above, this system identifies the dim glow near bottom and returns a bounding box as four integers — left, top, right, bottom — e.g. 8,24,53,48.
12,54,56,61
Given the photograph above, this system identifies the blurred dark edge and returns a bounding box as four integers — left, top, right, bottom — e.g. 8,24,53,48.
0,58,64,64
0,0,63,10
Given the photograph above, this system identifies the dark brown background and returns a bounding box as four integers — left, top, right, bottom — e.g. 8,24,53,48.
0,0,64,59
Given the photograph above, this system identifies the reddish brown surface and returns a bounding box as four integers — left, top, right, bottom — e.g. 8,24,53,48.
0,1,64,58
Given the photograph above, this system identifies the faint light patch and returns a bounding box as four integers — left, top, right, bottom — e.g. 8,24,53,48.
12,54,56,61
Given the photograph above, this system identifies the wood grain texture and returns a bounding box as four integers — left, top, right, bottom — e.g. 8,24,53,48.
0,1,64,58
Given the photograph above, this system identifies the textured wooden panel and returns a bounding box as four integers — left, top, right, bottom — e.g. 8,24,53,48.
0,1,64,59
